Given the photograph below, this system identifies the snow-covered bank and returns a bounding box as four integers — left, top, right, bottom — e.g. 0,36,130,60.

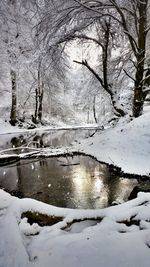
1,189,150,267
0,112,150,176
0,119,100,135
76,113,150,176
0,113,150,267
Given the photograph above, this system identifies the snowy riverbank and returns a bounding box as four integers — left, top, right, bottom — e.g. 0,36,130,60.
1,112,150,176
76,112,150,176
0,113,150,267
1,189,150,267
0,118,100,135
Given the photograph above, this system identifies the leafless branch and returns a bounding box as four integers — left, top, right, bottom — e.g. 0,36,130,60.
123,69,136,82
74,34,104,48
73,59,104,88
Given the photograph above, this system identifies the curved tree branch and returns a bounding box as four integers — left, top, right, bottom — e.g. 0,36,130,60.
73,59,125,117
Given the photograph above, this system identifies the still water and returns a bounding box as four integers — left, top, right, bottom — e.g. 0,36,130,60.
0,129,98,152
0,154,144,209
0,129,149,209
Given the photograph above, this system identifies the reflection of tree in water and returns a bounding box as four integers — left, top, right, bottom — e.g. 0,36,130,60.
14,158,73,207
103,172,121,205
11,133,39,148
39,159,48,167
16,160,49,203
91,163,120,207
9,129,99,151
0,154,139,208
103,169,137,205
32,134,44,148
11,135,26,148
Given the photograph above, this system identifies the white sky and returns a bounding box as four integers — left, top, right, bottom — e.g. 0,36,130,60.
65,39,101,71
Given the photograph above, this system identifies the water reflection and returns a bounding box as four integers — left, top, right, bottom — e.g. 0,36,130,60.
0,129,97,152
0,155,142,209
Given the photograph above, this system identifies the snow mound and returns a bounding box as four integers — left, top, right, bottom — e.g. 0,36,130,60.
77,113,150,175
1,189,150,267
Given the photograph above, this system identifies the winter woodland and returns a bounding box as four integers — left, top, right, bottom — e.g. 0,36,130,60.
0,1,150,267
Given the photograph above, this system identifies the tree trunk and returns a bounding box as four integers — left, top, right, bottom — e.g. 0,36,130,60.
133,0,148,117
33,62,44,123
34,88,38,123
38,81,44,121
74,19,125,118
93,96,98,123
102,20,125,117
10,69,17,126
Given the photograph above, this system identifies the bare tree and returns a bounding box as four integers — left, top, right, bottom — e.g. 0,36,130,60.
108,0,149,117
0,0,37,125
36,1,128,117
38,0,150,118
72,0,150,117
73,18,126,117
10,69,17,125
33,60,44,123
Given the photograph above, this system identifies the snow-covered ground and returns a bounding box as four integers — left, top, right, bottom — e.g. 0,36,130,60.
0,112,150,267
76,112,150,175
1,189,150,267
1,112,150,176
0,118,100,135
1,111,148,176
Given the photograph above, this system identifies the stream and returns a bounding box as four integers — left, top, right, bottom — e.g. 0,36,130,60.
0,129,150,209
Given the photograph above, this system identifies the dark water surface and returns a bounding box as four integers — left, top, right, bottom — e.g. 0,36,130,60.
0,129,149,209
0,154,147,209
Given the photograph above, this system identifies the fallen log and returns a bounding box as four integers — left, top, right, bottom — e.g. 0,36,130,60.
0,155,20,166
22,211,64,227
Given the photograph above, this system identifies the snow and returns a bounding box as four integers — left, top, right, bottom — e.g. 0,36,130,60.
1,189,150,267
0,111,150,176
0,118,100,135
0,110,150,266
0,121,101,135
3,111,149,176
74,112,150,175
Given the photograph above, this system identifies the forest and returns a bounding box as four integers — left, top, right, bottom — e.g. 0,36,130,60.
0,1,150,267
1,0,150,128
